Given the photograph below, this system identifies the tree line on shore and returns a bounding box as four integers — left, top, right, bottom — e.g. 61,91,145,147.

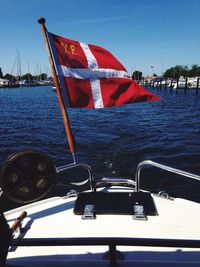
0,68,52,83
132,64,200,81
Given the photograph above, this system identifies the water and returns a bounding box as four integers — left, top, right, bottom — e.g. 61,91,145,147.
0,86,200,210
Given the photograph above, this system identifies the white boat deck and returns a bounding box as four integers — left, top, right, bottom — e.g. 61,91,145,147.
5,188,200,266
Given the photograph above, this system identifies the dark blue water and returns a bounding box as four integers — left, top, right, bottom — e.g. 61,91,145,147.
0,86,200,210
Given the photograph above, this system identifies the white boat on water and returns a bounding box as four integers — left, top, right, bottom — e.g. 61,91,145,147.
187,77,200,89
1,18,200,266
172,77,200,90
172,77,186,90
1,153,200,266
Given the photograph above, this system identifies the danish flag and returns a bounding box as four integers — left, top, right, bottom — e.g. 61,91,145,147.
47,32,160,108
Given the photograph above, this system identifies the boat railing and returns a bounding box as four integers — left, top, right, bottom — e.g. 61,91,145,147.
56,164,136,191
11,236,200,266
56,162,96,191
94,177,136,190
55,160,200,193
135,160,200,192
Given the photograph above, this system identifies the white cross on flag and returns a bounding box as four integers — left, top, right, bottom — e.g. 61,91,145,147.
47,32,160,108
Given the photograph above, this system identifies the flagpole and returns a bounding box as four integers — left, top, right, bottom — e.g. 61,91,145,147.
38,17,77,164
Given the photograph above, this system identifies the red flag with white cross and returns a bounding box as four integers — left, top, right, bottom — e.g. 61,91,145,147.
47,32,160,109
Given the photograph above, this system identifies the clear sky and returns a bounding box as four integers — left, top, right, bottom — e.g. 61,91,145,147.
0,0,199,77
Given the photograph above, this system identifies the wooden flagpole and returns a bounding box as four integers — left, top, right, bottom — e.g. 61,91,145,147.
38,17,77,163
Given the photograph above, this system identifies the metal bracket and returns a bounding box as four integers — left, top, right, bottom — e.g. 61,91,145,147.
133,204,147,221
82,204,96,219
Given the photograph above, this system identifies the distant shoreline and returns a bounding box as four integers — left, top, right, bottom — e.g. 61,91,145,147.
0,81,52,89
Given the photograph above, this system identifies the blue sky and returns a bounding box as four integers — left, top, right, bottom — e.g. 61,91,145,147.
0,0,199,77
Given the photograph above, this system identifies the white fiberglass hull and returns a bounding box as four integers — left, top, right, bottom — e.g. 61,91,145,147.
5,188,200,266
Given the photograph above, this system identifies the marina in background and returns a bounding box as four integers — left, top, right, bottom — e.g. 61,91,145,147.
142,76,200,91
1,76,199,91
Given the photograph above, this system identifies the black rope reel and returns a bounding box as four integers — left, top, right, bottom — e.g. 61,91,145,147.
0,150,56,204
